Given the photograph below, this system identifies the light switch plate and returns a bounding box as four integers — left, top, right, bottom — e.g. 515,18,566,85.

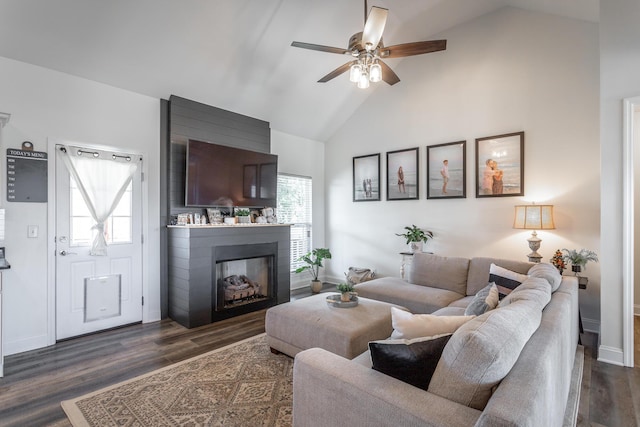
27,225,38,238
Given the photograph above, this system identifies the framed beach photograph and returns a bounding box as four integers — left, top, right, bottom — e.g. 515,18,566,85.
353,153,380,201
475,131,524,197
427,141,466,199
387,147,419,200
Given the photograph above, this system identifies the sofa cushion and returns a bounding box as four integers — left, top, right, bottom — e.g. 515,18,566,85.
498,277,553,308
466,257,533,296
528,262,562,292
408,253,470,296
427,278,551,410
355,278,464,314
390,306,474,339
464,283,499,316
489,263,529,298
369,334,452,391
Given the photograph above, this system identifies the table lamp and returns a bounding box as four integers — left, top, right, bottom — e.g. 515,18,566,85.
513,204,555,263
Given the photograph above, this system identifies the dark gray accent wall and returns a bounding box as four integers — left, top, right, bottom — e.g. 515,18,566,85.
168,95,270,217
160,95,273,319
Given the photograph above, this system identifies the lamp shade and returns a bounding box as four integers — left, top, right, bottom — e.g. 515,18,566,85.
513,205,555,230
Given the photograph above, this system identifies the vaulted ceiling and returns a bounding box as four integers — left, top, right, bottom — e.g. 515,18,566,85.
0,0,598,141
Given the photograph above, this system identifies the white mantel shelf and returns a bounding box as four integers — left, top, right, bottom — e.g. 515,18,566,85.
167,223,291,228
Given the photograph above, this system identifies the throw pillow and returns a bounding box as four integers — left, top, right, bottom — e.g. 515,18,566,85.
489,263,529,299
390,306,475,339
369,334,453,391
464,283,499,316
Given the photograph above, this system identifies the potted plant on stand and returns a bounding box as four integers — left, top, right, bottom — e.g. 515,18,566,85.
562,248,598,275
396,225,434,253
336,283,355,302
295,248,332,293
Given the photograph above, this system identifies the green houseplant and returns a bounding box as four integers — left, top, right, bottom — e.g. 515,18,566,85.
336,282,355,302
295,248,332,293
235,208,251,223
562,248,598,275
396,225,434,253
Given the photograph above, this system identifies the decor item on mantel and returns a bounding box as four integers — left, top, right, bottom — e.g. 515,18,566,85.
550,249,566,275
512,203,555,263
562,248,598,275
396,225,433,253
295,248,332,293
234,208,251,223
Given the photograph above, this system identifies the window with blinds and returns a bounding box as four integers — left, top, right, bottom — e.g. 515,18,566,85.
277,174,312,273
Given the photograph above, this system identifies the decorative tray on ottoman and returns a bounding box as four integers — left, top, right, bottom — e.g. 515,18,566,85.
326,294,359,308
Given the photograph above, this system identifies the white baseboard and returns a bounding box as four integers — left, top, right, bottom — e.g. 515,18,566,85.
598,344,625,366
5,333,50,356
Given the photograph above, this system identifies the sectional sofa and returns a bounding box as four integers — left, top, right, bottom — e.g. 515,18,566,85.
292,253,582,427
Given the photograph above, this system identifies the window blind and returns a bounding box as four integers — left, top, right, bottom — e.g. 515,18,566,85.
277,174,312,273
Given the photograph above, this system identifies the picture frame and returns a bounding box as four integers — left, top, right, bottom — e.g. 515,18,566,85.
353,153,381,202
475,131,524,197
427,141,466,199
387,147,419,200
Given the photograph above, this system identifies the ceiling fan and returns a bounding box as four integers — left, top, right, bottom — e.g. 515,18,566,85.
291,0,447,88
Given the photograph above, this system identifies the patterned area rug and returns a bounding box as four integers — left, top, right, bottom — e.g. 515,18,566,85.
61,334,293,426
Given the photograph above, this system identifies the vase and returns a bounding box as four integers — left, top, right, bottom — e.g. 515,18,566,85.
572,265,582,275
310,279,323,294
409,241,423,253
340,292,351,302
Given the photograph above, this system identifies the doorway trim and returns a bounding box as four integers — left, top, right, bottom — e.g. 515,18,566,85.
46,138,150,346
622,96,640,367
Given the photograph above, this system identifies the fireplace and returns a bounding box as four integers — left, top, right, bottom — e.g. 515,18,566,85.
214,243,276,312
167,224,290,328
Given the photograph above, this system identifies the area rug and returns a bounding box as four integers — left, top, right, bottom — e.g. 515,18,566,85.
61,333,293,426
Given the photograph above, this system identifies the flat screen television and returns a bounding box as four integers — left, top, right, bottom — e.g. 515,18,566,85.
185,139,278,208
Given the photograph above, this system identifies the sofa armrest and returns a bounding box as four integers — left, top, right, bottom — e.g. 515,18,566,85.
293,348,482,427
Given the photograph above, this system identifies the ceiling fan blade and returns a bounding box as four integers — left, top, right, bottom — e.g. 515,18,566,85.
291,41,350,55
379,40,447,58
362,6,388,51
378,60,400,86
318,61,356,83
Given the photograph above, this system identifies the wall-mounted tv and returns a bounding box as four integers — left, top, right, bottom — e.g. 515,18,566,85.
185,139,278,208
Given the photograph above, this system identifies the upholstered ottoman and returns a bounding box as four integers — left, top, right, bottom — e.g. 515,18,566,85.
265,293,406,359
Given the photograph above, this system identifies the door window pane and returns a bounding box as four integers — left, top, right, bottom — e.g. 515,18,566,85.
277,174,312,273
70,177,132,246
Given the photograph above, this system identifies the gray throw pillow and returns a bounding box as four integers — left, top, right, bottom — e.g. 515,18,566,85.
369,334,453,391
464,283,499,316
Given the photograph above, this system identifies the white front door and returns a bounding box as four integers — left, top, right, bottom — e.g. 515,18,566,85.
55,144,143,340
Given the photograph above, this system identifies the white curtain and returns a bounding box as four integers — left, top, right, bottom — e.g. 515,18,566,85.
58,145,140,256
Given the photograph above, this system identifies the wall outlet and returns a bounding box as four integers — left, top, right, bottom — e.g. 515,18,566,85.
27,225,38,238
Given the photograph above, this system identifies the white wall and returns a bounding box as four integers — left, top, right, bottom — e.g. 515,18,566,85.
0,57,160,355
634,108,640,314
271,129,326,288
600,0,640,364
325,8,601,325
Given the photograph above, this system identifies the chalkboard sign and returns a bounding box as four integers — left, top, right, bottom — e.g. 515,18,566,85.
7,148,48,202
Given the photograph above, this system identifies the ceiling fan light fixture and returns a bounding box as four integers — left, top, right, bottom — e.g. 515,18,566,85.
349,63,362,82
369,62,382,82
358,72,370,89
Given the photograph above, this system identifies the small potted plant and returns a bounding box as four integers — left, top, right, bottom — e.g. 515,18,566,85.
235,208,251,224
562,248,598,275
550,249,566,275
295,248,332,293
336,282,355,302
396,225,434,253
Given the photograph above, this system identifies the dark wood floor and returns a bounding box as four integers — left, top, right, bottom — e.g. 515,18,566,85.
0,291,638,427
